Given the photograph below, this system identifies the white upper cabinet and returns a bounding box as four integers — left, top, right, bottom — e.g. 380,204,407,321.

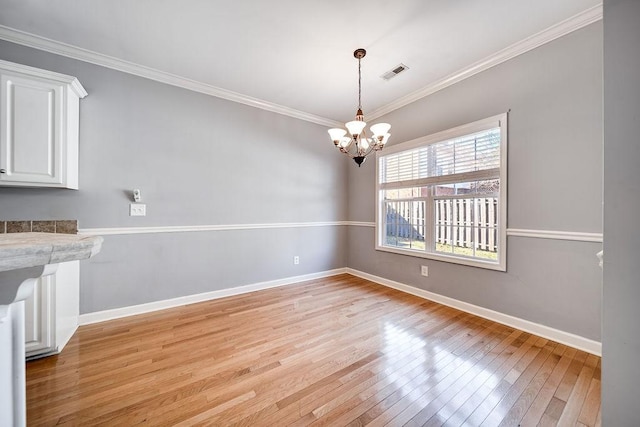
0,60,87,189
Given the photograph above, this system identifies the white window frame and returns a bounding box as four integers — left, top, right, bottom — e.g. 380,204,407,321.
375,113,508,271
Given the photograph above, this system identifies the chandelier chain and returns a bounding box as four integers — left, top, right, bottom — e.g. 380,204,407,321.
358,56,362,110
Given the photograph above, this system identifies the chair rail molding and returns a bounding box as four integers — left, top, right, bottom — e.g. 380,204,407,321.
78,222,603,243
78,221,350,236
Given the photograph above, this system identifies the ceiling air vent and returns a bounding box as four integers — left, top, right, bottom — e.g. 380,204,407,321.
381,63,409,81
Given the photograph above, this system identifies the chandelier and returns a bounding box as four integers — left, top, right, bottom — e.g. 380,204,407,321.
328,49,391,167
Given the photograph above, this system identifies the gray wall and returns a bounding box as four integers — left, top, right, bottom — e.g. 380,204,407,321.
602,0,640,424
347,23,603,341
0,40,349,313
0,22,604,344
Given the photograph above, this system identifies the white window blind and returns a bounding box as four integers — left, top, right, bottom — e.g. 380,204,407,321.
380,128,501,186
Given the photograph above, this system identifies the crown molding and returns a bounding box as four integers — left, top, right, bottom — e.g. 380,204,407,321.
0,4,601,127
0,25,342,128
367,4,603,120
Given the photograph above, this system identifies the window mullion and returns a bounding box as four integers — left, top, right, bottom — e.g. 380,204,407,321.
425,193,434,253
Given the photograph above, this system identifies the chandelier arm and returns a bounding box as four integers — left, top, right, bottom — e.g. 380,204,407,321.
361,143,377,159
343,138,363,158
343,141,376,159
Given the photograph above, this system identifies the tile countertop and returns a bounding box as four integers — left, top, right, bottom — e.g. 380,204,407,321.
0,232,103,272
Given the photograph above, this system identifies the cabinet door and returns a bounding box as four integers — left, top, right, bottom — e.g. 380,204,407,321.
0,73,64,185
24,275,55,358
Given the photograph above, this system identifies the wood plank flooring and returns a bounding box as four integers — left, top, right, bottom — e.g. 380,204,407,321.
26,274,601,426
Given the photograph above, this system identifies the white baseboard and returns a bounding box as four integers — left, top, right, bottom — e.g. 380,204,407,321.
79,268,347,325
79,267,601,356
345,268,602,356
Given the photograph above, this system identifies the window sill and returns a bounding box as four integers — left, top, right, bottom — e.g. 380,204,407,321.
375,244,506,272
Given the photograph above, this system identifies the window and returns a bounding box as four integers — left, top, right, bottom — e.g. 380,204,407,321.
376,114,507,271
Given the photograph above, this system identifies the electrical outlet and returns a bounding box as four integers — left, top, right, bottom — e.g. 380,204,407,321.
293,256,300,265
421,265,429,277
130,203,146,216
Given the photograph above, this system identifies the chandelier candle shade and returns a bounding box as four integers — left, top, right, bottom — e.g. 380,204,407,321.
328,48,391,166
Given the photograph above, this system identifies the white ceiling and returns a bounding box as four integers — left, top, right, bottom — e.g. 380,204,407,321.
0,1,601,124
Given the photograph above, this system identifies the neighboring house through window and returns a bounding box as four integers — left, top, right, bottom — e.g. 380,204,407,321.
376,113,507,271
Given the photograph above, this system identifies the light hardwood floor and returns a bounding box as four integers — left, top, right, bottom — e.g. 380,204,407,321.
26,274,601,426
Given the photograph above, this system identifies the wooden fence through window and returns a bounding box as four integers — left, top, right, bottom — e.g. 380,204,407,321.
435,198,498,252
386,198,498,253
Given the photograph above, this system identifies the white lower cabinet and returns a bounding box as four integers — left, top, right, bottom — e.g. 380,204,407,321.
24,260,79,359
